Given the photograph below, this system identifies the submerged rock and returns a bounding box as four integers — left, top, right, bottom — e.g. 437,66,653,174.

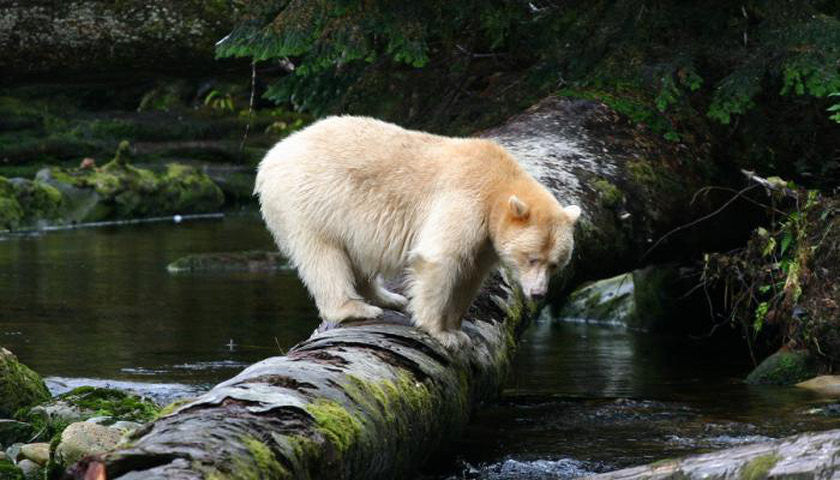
745,349,815,386
0,349,50,418
54,422,121,467
167,250,291,273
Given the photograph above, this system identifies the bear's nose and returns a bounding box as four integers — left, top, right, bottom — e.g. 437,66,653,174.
529,289,546,301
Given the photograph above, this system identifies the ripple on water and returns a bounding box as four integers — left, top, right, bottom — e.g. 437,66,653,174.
45,377,207,405
452,458,601,480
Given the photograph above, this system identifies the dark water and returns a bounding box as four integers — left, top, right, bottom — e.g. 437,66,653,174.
0,214,319,398
1,217,837,477
434,315,840,478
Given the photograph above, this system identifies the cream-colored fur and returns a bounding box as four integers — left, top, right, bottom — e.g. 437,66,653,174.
255,116,581,348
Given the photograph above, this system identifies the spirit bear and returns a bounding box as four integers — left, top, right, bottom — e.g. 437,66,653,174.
255,116,581,348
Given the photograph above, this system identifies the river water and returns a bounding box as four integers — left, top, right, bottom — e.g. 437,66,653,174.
0,216,836,478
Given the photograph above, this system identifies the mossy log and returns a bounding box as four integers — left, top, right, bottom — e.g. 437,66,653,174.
67,96,727,479
589,428,840,479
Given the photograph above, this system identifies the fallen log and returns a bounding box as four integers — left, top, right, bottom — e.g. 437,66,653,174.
69,96,723,479
589,428,840,479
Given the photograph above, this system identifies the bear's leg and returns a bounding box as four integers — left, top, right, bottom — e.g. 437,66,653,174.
443,270,486,345
294,237,382,322
359,275,408,311
407,255,469,349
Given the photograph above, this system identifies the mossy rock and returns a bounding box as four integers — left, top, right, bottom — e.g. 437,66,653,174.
36,146,224,221
0,348,50,418
8,178,63,223
0,177,25,231
159,163,225,214
746,349,816,385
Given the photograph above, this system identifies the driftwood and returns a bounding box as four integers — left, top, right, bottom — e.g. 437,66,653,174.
589,428,840,479
69,97,722,479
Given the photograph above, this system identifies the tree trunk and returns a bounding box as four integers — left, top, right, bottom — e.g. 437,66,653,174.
68,96,726,479
589,428,840,479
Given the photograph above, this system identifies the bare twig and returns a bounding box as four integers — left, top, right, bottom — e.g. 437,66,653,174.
642,184,759,260
239,60,257,154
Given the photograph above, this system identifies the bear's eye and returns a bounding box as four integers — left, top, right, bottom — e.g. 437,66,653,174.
548,262,558,271
529,258,541,267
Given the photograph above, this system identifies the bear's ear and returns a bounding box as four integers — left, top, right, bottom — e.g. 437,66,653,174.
509,195,529,219
563,205,581,222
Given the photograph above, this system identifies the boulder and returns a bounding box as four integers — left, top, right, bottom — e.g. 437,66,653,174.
796,375,840,397
745,348,816,385
0,349,50,418
16,459,40,480
556,264,693,332
54,422,121,466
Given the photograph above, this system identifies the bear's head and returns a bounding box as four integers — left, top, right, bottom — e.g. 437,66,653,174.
492,191,581,301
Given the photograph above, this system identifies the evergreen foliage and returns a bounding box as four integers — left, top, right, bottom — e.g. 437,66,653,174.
218,1,840,121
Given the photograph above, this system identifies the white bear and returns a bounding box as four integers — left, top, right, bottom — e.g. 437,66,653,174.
255,116,581,348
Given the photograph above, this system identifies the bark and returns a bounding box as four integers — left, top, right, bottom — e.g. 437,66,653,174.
68,96,726,480
588,428,840,479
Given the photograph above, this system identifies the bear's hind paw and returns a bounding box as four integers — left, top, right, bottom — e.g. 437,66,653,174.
430,329,471,349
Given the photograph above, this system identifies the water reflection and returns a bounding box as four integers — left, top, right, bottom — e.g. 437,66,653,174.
0,215,319,385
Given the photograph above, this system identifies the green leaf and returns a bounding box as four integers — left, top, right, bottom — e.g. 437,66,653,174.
780,232,793,256
754,302,769,333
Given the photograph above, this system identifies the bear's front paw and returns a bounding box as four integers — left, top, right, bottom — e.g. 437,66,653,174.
430,329,471,349
322,300,383,323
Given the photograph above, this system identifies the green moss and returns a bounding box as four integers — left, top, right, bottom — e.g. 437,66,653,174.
238,436,289,480
287,434,320,460
44,154,224,221
740,454,781,480
156,398,193,418
11,179,63,222
55,386,159,422
394,372,434,415
592,178,623,208
746,349,815,385
305,399,363,453
557,87,677,139
0,349,51,418
0,196,24,231
160,163,225,213
627,159,658,186
344,375,396,424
